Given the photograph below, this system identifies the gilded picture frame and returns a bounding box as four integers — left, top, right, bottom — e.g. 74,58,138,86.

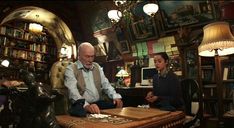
158,1,215,32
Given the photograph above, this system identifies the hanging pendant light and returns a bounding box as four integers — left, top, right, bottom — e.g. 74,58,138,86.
107,10,122,23
29,14,43,33
29,23,43,33
143,3,159,17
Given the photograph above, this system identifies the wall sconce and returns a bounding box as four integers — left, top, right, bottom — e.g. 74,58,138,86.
198,21,234,124
0,59,10,67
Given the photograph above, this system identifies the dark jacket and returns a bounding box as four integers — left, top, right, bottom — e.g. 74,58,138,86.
152,70,184,111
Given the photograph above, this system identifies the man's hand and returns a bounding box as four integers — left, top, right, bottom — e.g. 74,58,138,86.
113,98,123,108
84,104,100,114
1,80,24,87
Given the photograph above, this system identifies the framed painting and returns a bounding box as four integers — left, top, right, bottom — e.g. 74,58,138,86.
119,40,130,54
128,2,159,42
107,41,122,61
158,1,216,32
129,18,158,42
91,8,112,32
116,26,128,42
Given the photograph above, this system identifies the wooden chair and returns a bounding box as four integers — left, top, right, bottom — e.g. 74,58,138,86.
50,59,72,115
180,78,201,128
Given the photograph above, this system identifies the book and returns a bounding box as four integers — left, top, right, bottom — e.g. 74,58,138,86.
13,29,23,38
223,67,229,80
5,27,14,36
228,66,234,79
0,26,6,35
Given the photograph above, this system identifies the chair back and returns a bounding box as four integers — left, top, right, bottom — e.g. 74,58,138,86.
180,78,200,116
50,59,73,115
180,78,201,127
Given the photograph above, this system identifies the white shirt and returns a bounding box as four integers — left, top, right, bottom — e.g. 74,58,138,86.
64,60,122,107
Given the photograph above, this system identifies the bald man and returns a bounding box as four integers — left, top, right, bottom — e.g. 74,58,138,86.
64,42,123,115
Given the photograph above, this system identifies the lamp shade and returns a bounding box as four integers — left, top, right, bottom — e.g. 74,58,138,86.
198,22,234,57
143,3,158,17
29,23,43,33
116,68,129,77
107,10,122,23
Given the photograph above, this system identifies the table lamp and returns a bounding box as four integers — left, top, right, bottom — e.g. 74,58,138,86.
198,21,234,125
116,67,129,86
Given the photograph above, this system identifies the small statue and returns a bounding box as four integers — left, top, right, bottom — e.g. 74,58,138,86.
2,69,61,128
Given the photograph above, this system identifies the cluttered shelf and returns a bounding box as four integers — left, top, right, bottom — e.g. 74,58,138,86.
0,21,58,84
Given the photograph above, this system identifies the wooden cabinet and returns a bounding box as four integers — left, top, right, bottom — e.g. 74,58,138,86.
0,21,57,83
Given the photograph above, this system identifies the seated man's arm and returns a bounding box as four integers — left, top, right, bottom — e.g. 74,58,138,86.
98,65,122,107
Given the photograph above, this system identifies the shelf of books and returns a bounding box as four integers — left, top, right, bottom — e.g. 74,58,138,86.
200,55,234,117
0,22,57,83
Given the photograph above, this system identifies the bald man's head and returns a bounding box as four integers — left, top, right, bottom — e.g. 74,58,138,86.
78,42,94,54
78,42,95,69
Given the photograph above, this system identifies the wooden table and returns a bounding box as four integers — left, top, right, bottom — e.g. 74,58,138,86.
56,107,185,128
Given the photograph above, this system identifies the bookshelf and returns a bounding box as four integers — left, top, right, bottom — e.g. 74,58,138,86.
0,21,57,83
200,55,234,118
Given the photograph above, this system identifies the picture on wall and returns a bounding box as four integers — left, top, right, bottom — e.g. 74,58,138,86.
158,1,215,32
107,41,122,61
128,1,159,42
116,26,127,41
91,8,112,32
119,40,130,54
129,18,158,42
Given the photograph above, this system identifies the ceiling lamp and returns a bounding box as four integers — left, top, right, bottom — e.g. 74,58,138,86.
198,22,234,57
29,23,43,33
107,10,122,23
143,3,159,17
108,1,158,24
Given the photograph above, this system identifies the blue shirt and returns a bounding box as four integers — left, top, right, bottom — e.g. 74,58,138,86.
64,60,122,107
